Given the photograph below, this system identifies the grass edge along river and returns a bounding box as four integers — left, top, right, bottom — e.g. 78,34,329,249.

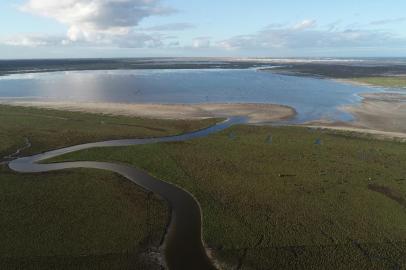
0,104,220,270
51,119,406,269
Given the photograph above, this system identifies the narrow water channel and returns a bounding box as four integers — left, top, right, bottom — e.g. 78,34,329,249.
9,117,246,270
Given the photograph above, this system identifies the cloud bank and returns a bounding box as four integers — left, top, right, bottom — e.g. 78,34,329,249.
218,20,406,52
22,0,173,42
141,23,195,31
2,2,406,56
1,34,62,47
4,0,177,48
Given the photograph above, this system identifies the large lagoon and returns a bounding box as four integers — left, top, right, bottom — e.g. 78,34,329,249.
0,69,379,123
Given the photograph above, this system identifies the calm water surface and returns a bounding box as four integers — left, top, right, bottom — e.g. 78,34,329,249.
0,69,381,123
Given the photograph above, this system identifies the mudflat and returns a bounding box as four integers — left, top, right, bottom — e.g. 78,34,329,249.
343,93,406,133
306,92,406,140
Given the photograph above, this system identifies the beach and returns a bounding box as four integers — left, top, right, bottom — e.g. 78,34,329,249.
0,101,296,124
343,93,406,133
305,92,406,140
0,87,406,139
2,92,406,140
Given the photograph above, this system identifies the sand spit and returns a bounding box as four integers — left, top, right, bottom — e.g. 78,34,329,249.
0,101,296,124
306,92,406,140
2,93,405,140
343,93,406,133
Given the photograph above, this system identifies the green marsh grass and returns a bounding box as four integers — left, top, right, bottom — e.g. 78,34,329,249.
56,125,406,269
352,76,406,88
0,104,219,269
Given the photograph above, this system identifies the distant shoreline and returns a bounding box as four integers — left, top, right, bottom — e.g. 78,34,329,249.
2,57,406,78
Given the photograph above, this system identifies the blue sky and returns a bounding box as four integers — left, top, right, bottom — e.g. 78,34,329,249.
1,0,406,58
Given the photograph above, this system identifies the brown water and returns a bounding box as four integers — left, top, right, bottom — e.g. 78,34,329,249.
9,117,246,270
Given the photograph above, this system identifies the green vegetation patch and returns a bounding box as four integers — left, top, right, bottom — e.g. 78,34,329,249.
56,125,406,269
0,105,221,269
0,165,167,270
0,104,220,158
352,76,406,88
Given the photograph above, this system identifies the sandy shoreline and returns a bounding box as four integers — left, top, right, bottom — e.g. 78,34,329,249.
2,93,405,140
0,101,296,124
343,93,406,132
305,92,406,140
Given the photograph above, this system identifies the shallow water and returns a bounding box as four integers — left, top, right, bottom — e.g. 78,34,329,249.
0,69,381,123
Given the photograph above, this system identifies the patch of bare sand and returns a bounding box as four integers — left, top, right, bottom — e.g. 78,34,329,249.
0,101,296,124
305,92,406,140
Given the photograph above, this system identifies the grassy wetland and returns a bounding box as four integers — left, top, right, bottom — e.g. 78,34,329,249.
54,125,406,269
0,104,219,158
2,103,406,269
0,167,168,270
265,62,406,88
0,104,219,269
351,76,406,88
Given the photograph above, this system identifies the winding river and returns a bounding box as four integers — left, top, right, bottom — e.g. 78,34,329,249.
9,116,246,270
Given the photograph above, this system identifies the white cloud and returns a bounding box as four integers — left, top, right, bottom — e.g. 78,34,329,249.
21,0,174,43
192,37,211,48
1,31,176,49
141,23,195,31
5,4,406,55
218,19,406,51
113,32,166,48
370,17,406,25
293,19,317,30
1,34,62,47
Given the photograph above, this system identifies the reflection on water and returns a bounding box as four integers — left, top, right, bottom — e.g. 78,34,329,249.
0,69,380,122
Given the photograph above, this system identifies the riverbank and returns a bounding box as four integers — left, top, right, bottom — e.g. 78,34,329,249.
56,124,406,270
0,101,296,124
0,104,220,159
9,119,245,270
0,104,223,270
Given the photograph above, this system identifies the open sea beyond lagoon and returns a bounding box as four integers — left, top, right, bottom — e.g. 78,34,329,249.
0,68,381,123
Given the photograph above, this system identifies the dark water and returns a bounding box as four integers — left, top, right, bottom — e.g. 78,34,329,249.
9,117,245,270
0,69,380,123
